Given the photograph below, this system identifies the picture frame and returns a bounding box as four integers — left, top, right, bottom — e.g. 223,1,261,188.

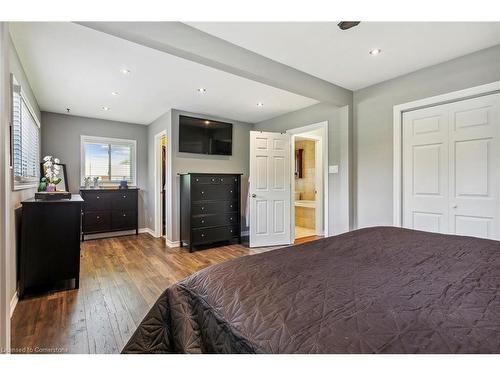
40,162,69,192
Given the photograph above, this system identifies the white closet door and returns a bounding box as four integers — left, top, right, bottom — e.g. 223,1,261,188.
403,92,500,240
448,93,500,240
403,106,450,234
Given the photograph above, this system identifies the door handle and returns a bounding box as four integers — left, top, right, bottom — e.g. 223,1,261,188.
251,194,257,198
452,204,458,209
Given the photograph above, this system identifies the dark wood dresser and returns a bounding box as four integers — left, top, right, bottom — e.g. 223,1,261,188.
80,188,139,241
19,194,83,298
179,173,242,251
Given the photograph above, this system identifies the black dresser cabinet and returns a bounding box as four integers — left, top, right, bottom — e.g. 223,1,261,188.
19,195,83,298
179,173,242,251
80,188,139,241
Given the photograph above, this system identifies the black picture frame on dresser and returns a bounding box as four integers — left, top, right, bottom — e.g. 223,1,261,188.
80,188,139,241
179,173,242,252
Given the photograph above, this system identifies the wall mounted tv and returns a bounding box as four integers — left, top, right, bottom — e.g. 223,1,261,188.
179,115,233,155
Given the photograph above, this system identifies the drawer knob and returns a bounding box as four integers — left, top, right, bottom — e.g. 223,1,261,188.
201,191,204,194
96,216,100,219
201,207,205,210
230,190,233,193
123,214,126,217
123,195,127,198
196,178,199,182
96,196,100,199
211,178,215,182
230,205,233,208
230,217,233,221
221,178,224,182
230,229,233,233
201,220,205,224
201,233,205,237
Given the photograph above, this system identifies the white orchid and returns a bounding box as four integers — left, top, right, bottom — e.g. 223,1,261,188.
42,155,62,186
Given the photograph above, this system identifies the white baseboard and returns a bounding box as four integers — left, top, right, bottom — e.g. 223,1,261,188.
10,292,18,318
166,239,180,248
83,228,153,240
138,227,156,237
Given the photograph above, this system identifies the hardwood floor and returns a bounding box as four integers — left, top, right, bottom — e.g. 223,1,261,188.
11,233,316,354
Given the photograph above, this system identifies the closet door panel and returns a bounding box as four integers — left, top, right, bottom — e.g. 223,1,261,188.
448,93,500,240
403,106,449,234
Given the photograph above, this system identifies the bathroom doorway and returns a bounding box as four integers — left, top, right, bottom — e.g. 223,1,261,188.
289,123,327,241
154,130,167,238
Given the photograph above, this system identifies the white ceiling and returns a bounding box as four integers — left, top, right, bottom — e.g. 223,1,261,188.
187,22,500,90
9,22,318,125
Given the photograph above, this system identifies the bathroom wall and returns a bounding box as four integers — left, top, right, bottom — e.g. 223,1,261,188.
294,139,316,200
295,139,315,230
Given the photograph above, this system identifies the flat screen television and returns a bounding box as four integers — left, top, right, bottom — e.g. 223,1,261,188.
179,115,233,155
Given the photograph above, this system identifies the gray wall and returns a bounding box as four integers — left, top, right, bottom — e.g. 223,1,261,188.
7,34,41,303
41,112,149,228
254,102,350,235
146,109,171,232
147,109,253,242
353,45,500,228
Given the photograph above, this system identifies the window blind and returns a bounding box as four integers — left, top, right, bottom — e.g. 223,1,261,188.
12,82,40,189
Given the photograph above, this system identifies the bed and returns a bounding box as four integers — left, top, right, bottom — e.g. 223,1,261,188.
122,227,500,354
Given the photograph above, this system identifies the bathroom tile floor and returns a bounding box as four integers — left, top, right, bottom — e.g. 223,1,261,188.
295,226,316,239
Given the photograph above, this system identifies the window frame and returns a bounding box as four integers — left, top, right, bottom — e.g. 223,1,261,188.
10,74,41,191
80,135,137,187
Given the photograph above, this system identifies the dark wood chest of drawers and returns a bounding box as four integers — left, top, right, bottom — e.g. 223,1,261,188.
19,195,83,298
80,188,139,241
179,173,242,251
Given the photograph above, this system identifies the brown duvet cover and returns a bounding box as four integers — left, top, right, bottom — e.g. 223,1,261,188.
122,227,500,353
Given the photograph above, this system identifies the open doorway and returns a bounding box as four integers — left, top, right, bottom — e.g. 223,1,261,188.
154,130,167,237
288,122,328,242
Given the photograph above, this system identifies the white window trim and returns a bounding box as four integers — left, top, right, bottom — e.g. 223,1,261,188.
80,135,137,187
11,74,41,191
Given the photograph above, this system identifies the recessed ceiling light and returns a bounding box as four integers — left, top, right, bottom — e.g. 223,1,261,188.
102,106,110,111
369,48,382,56
120,68,131,75
111,91,120,96
197,87,207,93
257,102,264,108
204,120,210,124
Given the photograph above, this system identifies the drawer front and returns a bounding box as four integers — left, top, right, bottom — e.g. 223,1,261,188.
83,211,111,233
192,184,237,202
192,225,239,244
111,191,137,210
111,210,136,230
191,201,238,215
82,192,112,211
192,175,220,185
192,213,239,228
219,175,239,185
192,175,239,185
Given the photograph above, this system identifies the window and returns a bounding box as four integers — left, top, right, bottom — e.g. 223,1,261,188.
11,76,40,190
81,136,136,186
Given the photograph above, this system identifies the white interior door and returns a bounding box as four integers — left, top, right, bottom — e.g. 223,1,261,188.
249,131,291,247
403,93,500,240
448,94,500,239
403,106,450,234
